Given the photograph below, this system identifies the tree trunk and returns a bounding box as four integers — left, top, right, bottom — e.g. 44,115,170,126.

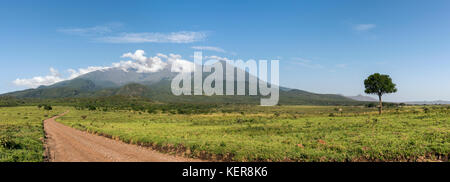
378,94,383,115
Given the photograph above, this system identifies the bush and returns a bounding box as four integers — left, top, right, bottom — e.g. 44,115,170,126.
147,109,157,114
366,103,376,108
43,105,52,111
88,105,96,111
0,135,21,149
273,112,280,117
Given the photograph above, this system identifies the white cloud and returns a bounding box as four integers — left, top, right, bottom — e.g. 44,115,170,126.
159,53,194,73
170,59,194,73
115,50,193,73
354,24,376,31
98,31,207,43
58,23,207,44
116,50,168,72
122,49,147,62
57,23,122,36
156,53,168,59
58,26,112,36
191,46,225,53
13,68,65,88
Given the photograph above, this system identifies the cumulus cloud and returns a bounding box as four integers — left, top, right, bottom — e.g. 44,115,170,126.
116,50,190,73
13,50,196,88
122,49,147,62
98,31,207,43
13,68,65,88
114,56,166,73
354,24,376,31
191,46,225,53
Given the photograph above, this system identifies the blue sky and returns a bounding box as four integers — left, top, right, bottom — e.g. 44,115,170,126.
1,0,450,102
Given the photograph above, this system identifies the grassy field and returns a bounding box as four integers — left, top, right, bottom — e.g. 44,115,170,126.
0,106,66,162
0,105,448,162
53,105,450,162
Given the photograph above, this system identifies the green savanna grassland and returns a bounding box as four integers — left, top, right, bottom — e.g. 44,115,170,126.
0,106,67,162
1,105,449,162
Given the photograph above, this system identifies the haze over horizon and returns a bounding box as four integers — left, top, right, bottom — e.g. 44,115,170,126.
1,0,450,102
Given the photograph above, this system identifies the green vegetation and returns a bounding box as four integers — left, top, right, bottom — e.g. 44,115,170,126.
1,103,448,162
54,104,449,162
0,106,65,162
364,73,398,114
1,78,363,105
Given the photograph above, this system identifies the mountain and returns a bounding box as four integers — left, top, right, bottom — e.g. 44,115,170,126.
78,67,178,87
346,94,377,102
3,65,361,105
404,100,450,105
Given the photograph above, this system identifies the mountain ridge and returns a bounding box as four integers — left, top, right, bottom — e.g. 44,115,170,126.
3,66,362,105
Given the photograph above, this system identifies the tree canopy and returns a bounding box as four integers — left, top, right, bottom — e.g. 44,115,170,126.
364,73,397,96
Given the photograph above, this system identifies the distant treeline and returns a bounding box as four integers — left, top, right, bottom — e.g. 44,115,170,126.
365,102,405,108
0,95,149,108
0,95,223,114
0,95,405,114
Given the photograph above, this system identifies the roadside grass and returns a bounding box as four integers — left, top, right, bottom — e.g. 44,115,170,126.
0,106,66,162
56,105,450,162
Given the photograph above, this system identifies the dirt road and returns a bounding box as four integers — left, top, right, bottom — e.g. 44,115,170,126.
43,112,201,162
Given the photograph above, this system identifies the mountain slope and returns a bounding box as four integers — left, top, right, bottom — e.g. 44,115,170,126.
3,66,361,105
5,79,99,98
78,67,178,87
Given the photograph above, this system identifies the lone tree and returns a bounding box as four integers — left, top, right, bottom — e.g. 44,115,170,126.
364,73,397,114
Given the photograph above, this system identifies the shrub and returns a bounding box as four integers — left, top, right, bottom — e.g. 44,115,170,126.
147,109,157,114
366,103,376,108
0,135,21,149
88,105,96,111
43,105,52,111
